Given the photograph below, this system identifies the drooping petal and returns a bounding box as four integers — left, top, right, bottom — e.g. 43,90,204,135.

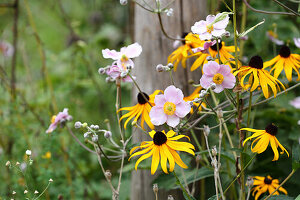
169,148,188,169
134,149,154,170
162,144,175,172
160,146,169,174
102,49,120,60
270,137,279,161
151,146,160,174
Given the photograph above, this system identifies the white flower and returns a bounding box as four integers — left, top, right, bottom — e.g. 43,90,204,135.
34,190,39,194
49,178,53,182
24,190,28,194
25,150,32,156
294,38,300,48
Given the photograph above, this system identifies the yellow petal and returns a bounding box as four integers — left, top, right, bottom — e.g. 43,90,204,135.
151,146,160,174
270,137,279,161
134,149,154,170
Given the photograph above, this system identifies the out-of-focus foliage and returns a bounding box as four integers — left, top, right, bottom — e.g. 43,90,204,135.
0,0,132,199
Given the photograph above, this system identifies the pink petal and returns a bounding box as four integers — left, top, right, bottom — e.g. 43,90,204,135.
206,15,216,23
154,94,166,108
213,13,229,29
122,75,134,82
124,43,142,58
221,73,236,89
203,61,220,76
46,123,57,133
200,74,213,89
117,58,134,70
150,107,167,126
198,32,212,40
175,101,191,118
218,64,231,75
166,115,180,128
213,84,224,93
102,49,120,60
164,85,184,104
191,21,207,34
211,29,226,37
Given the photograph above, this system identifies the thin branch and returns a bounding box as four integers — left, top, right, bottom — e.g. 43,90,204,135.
271,0,300,17
11,0,19,100
67,126,96,154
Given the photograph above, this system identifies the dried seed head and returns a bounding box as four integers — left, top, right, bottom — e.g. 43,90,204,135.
153,183,159,193
203,125,210,136
105,170,112,180
74,121,82,129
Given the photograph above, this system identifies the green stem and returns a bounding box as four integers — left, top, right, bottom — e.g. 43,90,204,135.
173,170,192,200
246,92,253,127
190,129,210,165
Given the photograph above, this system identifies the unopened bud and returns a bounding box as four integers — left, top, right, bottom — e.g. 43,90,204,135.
206,56,213,61
82,122,88,128
104,131,112,138
6,161,11,167
211,158,218,168
12,191,16,195
199,90,207,98
189,101,194,106
224,31,230,38
165,8,174,17
83,132,90,138
24,190,28,194
74,121,82,129
153,183,158,193
217,109,223,118
120,71,127,78
167,63,174,69
246,177,254,187
203,125,210,136
49,178,53,182
25,150,32,156
34,190,39,194
131,121,137,126
16,162,20,166
210,83,217,90
120,0,127,5
168,195,174,200
92,134,98,142
105,170,112,180
156,64,164,72
212,146,217,157
126,65,132,70
94,125,99,129
98,68,106,74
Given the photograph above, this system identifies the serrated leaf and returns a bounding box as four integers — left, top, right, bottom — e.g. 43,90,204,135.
292,143,300,170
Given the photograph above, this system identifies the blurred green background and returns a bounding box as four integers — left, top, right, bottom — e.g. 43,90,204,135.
0,0,300,199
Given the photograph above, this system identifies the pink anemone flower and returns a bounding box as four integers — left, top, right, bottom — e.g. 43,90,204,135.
46,108,72,133
105,61,134,82
102,43,142,70
200,61,236,93
290,97,300,109
191,13,229,40
149,85,191,128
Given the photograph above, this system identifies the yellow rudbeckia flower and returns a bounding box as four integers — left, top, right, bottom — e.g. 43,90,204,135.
264,45,300,81
242,123,289,161
234,56,285,98
252,175,287,200
118,90,162,130
129,130,195,174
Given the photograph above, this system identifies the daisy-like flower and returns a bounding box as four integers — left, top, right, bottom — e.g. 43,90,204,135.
190,40,238,71
242,123,289,161
118,90,162,129
129,130,195,174
234,56,285,98
252,175,287,200
200,61,236,93
266,31,284,45
168,33,204,71
149,85,191,128
191,12,230,40
46,108,72,133
290,96,300,109
183,87,207,113
264,45,300,81
293,38,300,48
102,43,142,70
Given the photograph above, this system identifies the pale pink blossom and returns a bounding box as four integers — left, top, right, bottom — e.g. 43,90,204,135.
105,62,134,82
46,108,72,133
0,41,14,57
191,13,229,40
266,31,284,45
200,61,235,93
149,85,191,127
294,38,300,48
290,97,300,109
192,40,216,54
102,43,142,70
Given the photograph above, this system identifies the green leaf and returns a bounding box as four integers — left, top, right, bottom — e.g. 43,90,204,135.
238,19,265,37
268,195,294,200
207,195,217,200
292,142,300,170
183,193,196,200
295,194,300,200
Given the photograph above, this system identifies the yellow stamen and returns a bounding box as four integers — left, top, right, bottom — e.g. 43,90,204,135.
163,102,176,115
213,73,224,84
206,24,214,34
51,115,56,124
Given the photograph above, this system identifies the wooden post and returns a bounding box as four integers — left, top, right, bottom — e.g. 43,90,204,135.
131,0,207,199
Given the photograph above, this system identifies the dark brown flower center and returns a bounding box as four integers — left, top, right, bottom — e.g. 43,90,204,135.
264,177,272,185
137,92,150,105
249,55,263,69
153,131,167,146
279,45,291,58
265,123,278,136
210,41,223,51
182,32,189,45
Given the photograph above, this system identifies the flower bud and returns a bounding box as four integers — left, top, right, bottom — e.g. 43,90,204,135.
203,125,210,136
131,121,137,126
156,64,164,72
12,191,16,195
210,83,217,90
104,131,112,138
126,65,132,70
98,68,106,74
82,122,88,128
206,56,213,61
26,150,32,156
217,109,223,118
212,146,217,157
83,132,90,138
167,63,174,69
94,125,99,130
5,161,11,167
24,190,28,194
105,170,112,180
246,176,254,187
92,134,98,142
120,0,127,5
224,31,230,38
34,190,39,194
168,195,174,200
189,101,194,106
199,90,207,98
120,71,127,78
153,183,158,193
165,8,174,17
49,178,53,182
74,121,82,129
